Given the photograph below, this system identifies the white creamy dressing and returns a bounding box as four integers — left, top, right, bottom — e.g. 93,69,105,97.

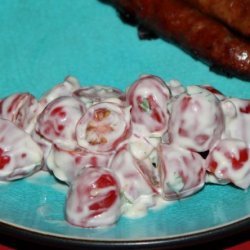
46,146,69,183
166,79,185,97
0,119,43,181
128,135,156,160
222,98,250,147
121,195,173,219
205,172,229,185
73,85,125,108
121,195,156,218
47,145,112,184
39,76,80,107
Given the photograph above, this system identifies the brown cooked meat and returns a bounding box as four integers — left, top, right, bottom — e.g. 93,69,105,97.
184,0,250,37
103,0,250,80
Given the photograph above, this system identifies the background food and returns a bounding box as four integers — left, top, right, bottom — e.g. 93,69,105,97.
103,0,250,80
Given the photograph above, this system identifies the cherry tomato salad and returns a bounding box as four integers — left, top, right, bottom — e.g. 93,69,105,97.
0,75,250,228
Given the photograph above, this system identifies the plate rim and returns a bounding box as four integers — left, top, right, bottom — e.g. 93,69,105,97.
0,215,249,249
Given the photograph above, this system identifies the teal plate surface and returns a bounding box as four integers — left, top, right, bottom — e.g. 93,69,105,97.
0,0,250,248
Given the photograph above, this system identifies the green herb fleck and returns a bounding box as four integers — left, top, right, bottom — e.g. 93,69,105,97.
139,98,150,112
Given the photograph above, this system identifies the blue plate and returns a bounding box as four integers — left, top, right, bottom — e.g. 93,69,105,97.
0,0,249,249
